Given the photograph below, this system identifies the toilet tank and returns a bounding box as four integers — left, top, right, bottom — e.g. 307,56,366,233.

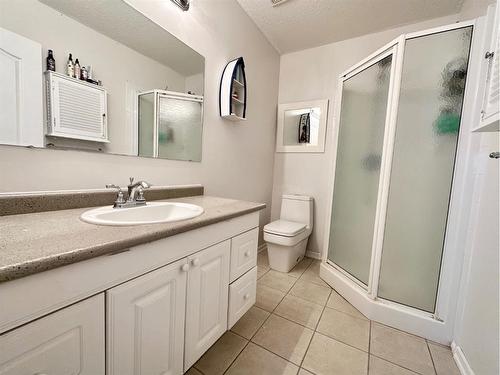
280,194,313,229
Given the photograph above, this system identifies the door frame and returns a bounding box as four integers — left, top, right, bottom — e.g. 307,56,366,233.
321,19,482,343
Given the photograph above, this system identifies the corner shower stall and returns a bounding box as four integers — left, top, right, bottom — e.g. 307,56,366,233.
320,21,480,343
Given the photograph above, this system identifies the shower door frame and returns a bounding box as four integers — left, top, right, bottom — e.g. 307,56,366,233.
321,19,483,343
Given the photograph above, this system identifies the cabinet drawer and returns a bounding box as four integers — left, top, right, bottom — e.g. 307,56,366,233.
0,294,104,375
230,227,258,282
228,267,257,329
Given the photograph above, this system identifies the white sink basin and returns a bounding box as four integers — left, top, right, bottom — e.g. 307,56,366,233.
80,201,204,226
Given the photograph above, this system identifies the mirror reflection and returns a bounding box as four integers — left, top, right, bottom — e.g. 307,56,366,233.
0,0,205,161
283,107,321,146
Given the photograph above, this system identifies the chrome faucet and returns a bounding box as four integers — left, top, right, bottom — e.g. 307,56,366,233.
106,177,151,208
127,177,151,203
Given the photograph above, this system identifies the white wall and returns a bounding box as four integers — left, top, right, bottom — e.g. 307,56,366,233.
452,1,499,374
272,14,462,257
0,0,187,155
0,0,280,243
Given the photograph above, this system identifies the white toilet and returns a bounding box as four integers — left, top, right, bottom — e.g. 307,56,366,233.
264,194,313,272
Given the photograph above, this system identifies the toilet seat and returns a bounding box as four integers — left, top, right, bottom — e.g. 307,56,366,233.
263,220,306,237
264,220,309,247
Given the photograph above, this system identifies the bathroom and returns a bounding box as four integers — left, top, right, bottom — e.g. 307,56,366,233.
0,0,498,374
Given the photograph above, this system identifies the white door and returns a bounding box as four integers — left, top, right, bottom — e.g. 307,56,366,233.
106,258,188,375
184,240,230,370
0,294,105,374
0,27,43,147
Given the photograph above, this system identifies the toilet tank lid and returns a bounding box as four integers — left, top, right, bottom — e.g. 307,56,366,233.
264,220,307,237
282,194,313,201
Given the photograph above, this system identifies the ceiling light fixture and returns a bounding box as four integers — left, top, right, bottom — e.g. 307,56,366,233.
170,0,189,11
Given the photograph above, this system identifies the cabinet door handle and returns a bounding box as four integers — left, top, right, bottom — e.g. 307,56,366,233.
181,263,190,272
192,258,200,267
244,250,251,257
243,293,250,300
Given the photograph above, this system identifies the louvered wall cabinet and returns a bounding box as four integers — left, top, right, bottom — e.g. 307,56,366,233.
45,71,109,142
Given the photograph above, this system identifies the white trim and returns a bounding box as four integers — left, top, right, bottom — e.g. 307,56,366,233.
320,263,449,344
257,243,267,253
367,40,403,298
405,20,475,39
451,341,475,375
276,99,329,153
305,250,321,260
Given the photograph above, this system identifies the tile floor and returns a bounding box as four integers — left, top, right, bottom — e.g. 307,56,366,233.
186,251,460,375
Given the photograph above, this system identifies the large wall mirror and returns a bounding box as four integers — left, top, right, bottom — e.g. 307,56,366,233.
0,0,205,162
276,99,328,153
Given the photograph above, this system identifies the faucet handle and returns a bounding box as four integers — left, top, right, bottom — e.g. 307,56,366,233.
136,187,146,202
106,184,126,206
129,177,134,186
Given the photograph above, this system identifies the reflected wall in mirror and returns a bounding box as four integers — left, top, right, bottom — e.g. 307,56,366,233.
0,0,205,162
276,100,328,152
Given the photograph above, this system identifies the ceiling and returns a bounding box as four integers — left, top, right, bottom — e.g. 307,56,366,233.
40,0,204,76
236,0,464,53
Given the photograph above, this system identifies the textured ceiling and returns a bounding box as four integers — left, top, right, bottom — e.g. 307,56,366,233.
40,0,204,76
236,0,464,53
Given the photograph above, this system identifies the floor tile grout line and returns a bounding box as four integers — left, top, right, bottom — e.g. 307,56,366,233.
244,338,305,368
367,320,372,374
298,289,332,370
425,339,438,375
251,259,320,371
368,353,427,375
221,338,250,375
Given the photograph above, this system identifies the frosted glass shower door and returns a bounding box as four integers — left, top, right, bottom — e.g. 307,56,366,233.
377,27,473,312
327,52,394,285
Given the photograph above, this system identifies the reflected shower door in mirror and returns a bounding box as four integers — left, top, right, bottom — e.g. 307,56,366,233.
0,0,205,161
276,100,328,153
138,91,203,162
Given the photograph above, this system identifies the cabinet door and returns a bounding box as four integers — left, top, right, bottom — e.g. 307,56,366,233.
184,240,230,370
230,228,258,282
106,258,188,375
0,294,104,374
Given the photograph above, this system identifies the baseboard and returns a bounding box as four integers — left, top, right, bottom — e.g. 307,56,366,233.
451,341,475,375
257,243,267,253
305,250,321,260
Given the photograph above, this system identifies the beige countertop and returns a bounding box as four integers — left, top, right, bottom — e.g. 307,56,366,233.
0,196,265,283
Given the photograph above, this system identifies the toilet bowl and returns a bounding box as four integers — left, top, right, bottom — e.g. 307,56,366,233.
264,194,313,273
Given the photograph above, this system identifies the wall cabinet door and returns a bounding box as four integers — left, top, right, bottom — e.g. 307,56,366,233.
106,258,188,375
0,294,104,374
184,240,231,370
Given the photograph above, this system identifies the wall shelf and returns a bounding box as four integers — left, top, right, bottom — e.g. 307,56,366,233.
220,57,247,121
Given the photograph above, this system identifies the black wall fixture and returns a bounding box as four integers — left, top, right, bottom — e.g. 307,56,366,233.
170,0,189,11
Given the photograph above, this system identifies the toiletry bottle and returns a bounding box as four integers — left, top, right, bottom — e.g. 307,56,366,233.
74,58,81,80
80,66,88,81
67,53,74,78
46,50,56,72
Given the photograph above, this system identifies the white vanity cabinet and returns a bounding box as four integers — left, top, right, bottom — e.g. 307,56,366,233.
106,258,188,375
0,211,260,375
0,294,105,374
185,240,231,369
